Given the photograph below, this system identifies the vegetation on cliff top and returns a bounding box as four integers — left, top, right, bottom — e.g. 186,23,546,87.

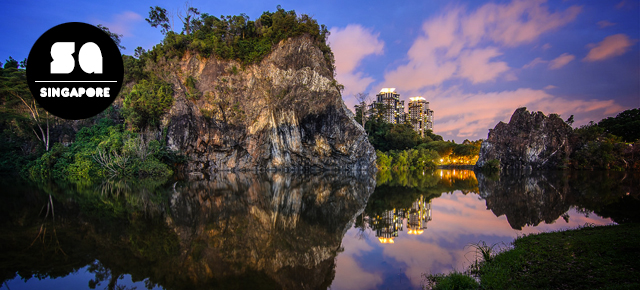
127,4,335,84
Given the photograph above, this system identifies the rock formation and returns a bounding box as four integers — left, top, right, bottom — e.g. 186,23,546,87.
476,107,572,170
158,36,376,172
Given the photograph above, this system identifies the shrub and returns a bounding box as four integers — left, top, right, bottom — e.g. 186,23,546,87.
123,78,174,130
425,272,479,290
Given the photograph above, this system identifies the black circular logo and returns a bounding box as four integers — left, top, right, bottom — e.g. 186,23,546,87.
27,22,124,120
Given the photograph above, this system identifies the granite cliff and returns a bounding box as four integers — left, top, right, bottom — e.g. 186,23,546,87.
476,107,572,170
154,36,375,172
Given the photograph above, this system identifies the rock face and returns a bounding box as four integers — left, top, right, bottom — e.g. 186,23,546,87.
159,36,376,172
476,107,572,170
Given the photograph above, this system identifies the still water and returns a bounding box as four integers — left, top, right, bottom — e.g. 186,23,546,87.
1,170,638,290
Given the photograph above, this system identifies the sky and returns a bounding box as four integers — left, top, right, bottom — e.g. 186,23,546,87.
2,0,639,142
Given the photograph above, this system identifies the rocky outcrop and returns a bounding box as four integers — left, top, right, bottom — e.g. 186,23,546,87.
158,36,375,172
476,107,572,170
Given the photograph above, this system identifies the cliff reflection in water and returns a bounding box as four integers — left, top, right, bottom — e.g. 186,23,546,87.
358,169,639,241
478,170,640,230
0,172,375,290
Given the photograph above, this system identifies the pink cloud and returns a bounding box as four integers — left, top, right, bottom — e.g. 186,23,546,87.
479,0,582,47
457,47,509,83
523,57,547,69
584,34,635,62
541,43,552,50
96,11,143,37
415,87,625,141
329,25,384,100
548,53,575,69
383,0,581,90
597,20,616,28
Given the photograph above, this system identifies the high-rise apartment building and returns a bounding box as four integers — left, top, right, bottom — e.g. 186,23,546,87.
408,96,434,137
370,88,405,124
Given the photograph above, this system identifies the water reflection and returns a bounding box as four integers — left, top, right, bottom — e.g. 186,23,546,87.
332,169,638,290
479,171,640,229
1,169,638,290
371,197,433,244
0,172,375,290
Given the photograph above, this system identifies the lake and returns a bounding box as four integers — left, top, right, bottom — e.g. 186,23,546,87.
1,169,638,290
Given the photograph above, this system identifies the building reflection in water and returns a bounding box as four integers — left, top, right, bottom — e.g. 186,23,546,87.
407,195,432,235
373,195,433,243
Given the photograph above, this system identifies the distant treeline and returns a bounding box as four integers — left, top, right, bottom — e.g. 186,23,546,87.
360,109,482,170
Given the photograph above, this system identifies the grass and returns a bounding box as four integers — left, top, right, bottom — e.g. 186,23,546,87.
426,223,640,290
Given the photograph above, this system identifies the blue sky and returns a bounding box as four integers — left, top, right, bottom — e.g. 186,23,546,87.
2,0,638,142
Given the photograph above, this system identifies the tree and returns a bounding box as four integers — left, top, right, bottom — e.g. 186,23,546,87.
146,6,172,35
598,108,640,143
0,65,51,151
97,24,125,51
355,92,369,127
177,2,200,35
566,115,575,126
4,57,18,69
16,94,51,151
123,78,174,130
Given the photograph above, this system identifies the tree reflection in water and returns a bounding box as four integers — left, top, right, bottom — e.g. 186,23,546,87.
1,169,637,289
0,172,375,290
358,169,638,242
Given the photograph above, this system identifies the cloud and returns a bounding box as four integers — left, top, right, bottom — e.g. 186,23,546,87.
523,57,547,69
457,47,509,83
584,34,635,62
383,0,581,90
329,25,384,99
541,43,552,50
477,0,582,47
97,11,143,37
523,53,574,70
417,87,625,140
548,53,575,69
543,85,557,90
332,231,383,290
597,20,616,28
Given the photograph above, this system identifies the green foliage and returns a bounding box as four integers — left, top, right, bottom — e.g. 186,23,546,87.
598,108,640,143
145,6,171,35
123,78,174,130
24,119,177,182
3,56,18,69
424,271,479,290
123,54,147,83
365,115,479,165
184,75,200,100
0,65,44,175
571,122,627,170
145,6,335,71
376,148,439,171
365,118,422,151
480,159,501,172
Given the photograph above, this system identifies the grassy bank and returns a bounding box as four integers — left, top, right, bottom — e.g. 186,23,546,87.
427,223,640,290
